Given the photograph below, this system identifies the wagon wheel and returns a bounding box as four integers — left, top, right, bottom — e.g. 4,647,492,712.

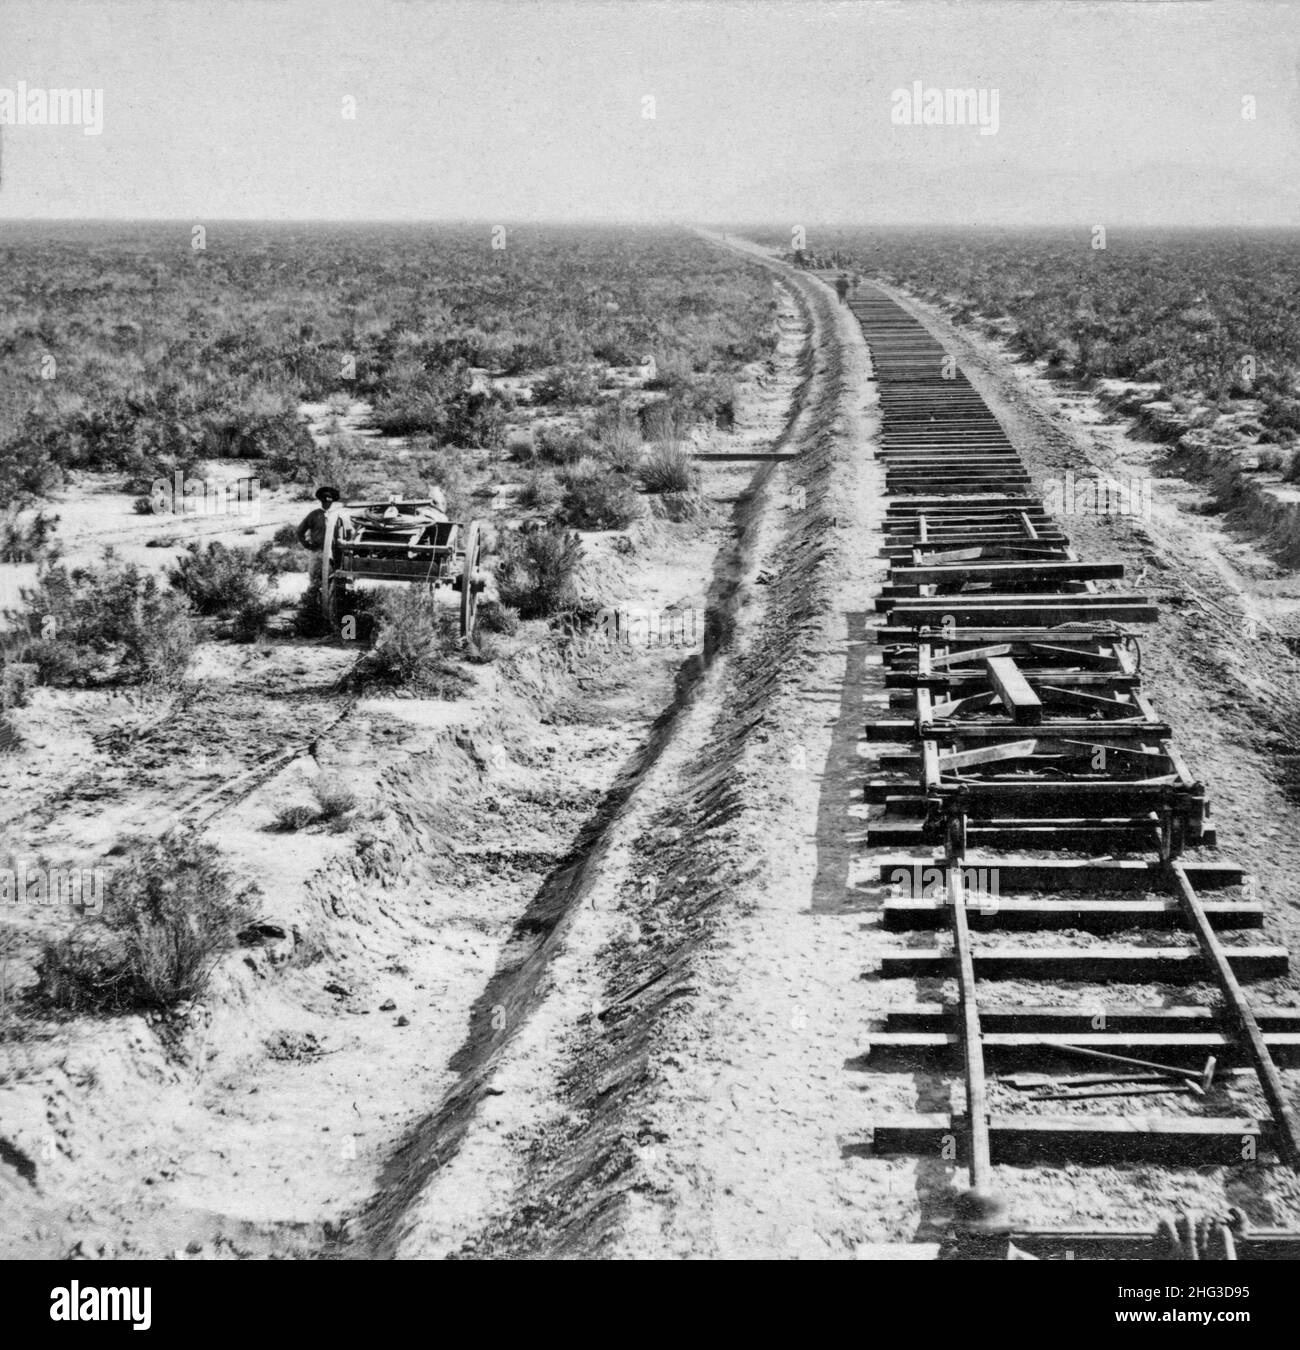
321,509,346,630
459,520,483,639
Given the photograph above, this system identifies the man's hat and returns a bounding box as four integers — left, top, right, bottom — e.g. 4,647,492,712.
951,1188,1013,1236
316,485,341,504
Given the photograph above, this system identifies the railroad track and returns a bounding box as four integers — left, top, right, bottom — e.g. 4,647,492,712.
832,275,1300,1259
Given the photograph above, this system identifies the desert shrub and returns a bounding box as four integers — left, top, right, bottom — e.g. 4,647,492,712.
168,541,274,617
373,365,507,447
416,445,473,518
533,424,598,466
346,587,469,694
10,555,196,687
252,539,301,576
200,408,313,462
495,525,584,618
595,417,643,473
476,598,520,635
272,804,317,832
533,364,601,407
34,831,259,1012
273,433,364,498
556,460,641,530
230,594,278,642
1,662,38,710
371,390,445,437
0,508,60,563
1264,394,1300,436
312,780,358,822
0,432,64,508
292,584,331,638
517,468,563,512
638,444,698,494
272,523,300,548
0,713,20,755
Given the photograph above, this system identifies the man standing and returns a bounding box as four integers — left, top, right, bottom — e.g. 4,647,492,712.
297,485,341,552
297,486,341,608
835,273,850,305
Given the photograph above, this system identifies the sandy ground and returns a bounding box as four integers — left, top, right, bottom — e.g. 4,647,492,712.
0,270,818,1260
6,239,1300,1260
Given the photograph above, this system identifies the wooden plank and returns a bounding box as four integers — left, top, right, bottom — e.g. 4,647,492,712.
1058,738,1169,761
1169,862,1300,1171
882,897,1264,932
892,561,1124,585
882,1005,1300,1032
888,593,1152,609
877,626,1133,644
984,656,1042,725
1011,1230,1300,1261
880,946,1288,981
940,739,1038,770
929,690,998,718
946,865,991,1189
928,643,1012,668
873,857,1246,889
889,603,1159,626
871,1115,1273,1164
866,1031,1300,1060
1038,685,1139,714
1027,642,1119,669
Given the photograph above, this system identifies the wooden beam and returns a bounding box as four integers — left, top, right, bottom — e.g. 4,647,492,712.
882,1005,1300,1032
891,560,1124,585
940,738,1038,770
984,656,1043,725
1011,1229,1300,1262
863,1032,1300,1067
873,857,1245,889
1168,861,1300,1170
890,603,1159,626
946,865,991,1189
871,1115,1274,1164
928,644,1012,668
880,946,1288,981
883,897,1264,932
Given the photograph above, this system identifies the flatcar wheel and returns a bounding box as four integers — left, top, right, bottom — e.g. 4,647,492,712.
459,521,482,638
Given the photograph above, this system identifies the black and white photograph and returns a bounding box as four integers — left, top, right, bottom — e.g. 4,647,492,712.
2,0,1300,1298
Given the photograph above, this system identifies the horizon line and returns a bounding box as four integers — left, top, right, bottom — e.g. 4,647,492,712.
1,216,1297,230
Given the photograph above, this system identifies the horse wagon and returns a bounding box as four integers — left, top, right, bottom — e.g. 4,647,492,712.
319,499,486,637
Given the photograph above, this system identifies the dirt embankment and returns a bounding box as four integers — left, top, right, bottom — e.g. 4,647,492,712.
358,247,891,1259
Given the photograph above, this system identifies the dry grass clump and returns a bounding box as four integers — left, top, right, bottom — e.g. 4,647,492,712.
35,831,259,1013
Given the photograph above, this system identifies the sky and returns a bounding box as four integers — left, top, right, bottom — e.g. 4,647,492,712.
1,0,1298,225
